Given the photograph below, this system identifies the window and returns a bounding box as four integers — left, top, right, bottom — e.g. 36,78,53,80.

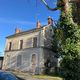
17,55,22,67
33,37,37,47
20,40,23,49
9,42,12,51
50,29,53,33
31,54,36,64
31,54,36,73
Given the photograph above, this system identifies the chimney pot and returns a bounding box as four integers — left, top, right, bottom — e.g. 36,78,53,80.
15,28,22,34
36,20,41,28
48,16,53,25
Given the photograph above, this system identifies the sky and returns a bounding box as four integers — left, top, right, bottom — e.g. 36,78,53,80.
0,0,60,56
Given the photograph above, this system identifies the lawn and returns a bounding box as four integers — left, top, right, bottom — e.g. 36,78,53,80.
12,71,63,80
33,75,63,80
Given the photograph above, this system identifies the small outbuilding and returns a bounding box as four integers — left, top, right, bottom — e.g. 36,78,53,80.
0,57,3,69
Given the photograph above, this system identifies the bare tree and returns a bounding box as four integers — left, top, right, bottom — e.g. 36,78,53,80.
41,0,69,13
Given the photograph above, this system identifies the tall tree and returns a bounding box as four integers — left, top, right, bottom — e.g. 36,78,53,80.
41,0,80,80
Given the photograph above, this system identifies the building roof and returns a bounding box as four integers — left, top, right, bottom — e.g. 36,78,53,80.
6,25,47,39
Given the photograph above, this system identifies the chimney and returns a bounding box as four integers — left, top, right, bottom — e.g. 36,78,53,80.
15,28,22,34
36,20,41,28
48,16,53,25
77,0,80,2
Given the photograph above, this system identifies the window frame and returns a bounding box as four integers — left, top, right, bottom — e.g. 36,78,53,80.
33,37,37,47
20,40,23,49
9,42,12,51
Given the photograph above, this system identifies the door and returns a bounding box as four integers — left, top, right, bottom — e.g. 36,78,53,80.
31,54,36,73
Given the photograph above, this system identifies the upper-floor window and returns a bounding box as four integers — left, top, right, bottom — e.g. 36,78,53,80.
20,40,23,49
9,42,12,51
33,37,37,47
50,29,53,33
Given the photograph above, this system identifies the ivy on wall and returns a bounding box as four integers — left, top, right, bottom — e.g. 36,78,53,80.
41,0,80,79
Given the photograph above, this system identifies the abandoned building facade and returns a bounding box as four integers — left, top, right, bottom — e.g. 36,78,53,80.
2,0,80,74
2,17,58,74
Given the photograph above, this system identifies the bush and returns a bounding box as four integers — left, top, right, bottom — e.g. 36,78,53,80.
60,57,80,80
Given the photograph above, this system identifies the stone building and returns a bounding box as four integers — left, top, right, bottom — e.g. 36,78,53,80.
0,57,3,69
2,17,58,74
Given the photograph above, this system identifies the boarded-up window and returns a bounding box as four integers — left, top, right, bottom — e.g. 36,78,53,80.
31,54,36,73
33,37,37,47
9,42,12,51
20,40,23,49
17,55,22,67
31,54,36,64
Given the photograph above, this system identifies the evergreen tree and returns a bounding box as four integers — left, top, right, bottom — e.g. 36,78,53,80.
59,5,80,80
41,0,80,80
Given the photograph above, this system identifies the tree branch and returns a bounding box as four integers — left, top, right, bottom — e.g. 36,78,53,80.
41,0,58,11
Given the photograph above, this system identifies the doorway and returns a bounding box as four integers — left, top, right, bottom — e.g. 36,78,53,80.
31,54,36,73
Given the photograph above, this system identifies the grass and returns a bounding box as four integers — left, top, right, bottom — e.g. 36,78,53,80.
33,75,63,80
12,71,63,80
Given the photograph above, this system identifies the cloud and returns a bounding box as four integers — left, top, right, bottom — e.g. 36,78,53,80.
0,18,35,25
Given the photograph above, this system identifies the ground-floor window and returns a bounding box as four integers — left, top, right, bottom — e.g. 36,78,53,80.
17,55,22,67
31,54,36,64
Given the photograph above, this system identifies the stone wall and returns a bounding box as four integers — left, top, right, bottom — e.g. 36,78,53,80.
3,25,55,74
5,31,41,51
3,48,44,74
